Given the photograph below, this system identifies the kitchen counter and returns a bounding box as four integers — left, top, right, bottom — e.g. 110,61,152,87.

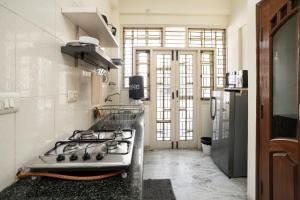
0,114,144,200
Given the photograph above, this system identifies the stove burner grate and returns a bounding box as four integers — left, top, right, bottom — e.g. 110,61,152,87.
105,140,119,151
63,142,80,153
80,130,97,140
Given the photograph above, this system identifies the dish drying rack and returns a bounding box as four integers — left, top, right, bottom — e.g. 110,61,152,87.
95,105,144,128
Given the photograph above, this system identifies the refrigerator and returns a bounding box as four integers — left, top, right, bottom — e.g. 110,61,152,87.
210,90,248,178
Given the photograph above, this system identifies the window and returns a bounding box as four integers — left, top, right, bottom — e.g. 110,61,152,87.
123,27,227,100
165,27,186,47
123,28,163,88
189,29,226,93
136,50,150,99
200,51,214,99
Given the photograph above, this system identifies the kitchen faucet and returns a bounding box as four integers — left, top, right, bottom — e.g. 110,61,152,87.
105,92,120,102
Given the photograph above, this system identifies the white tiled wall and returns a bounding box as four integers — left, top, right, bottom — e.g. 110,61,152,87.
0,0,119,191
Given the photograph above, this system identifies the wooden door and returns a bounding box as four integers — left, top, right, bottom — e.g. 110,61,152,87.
257,0,300,199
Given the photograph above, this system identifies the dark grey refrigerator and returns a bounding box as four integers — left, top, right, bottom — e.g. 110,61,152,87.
210,90,248,178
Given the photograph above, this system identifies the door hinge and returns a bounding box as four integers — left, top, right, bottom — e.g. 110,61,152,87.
260,181,263,194
260,105,264,119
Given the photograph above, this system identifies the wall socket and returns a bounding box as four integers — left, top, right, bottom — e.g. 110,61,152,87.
67,90,78,103
0,92,19,115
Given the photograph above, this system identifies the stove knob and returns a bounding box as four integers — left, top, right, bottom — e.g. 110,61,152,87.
56,154,65,162
96,153,104,160
70,154,78,161
82,153,90,161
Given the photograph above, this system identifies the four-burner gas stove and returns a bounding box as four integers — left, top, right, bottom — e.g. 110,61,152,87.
26,129,135,172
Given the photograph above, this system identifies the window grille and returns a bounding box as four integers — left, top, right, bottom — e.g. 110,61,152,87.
123,28,163,88
189,29,226,94
136,50,150,99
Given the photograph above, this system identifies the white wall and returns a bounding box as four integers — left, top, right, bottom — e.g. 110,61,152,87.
227,0,259,199
119,0,231,27
247,0,260,198
227,0,248,72
0,0,118,191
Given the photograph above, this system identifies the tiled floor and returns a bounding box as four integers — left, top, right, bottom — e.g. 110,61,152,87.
143,150,247,200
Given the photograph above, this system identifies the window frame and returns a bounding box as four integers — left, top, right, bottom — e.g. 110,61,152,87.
188,28,227,91
122,27,163,89
133,49,151,101
121,26,227,101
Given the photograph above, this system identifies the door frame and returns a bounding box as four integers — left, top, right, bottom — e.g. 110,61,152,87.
139,47,216,149
256,0,300,199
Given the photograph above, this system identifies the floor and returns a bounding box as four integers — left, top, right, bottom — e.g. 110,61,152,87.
143,150,247,200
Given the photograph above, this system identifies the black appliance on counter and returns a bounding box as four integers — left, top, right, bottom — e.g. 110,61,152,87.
129,76,144,100
210,90,248,178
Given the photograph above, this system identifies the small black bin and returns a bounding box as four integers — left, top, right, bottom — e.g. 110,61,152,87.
201,137,212,155
201,137,212,145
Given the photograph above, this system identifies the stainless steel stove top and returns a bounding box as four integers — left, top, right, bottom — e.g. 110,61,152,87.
26,129,135,172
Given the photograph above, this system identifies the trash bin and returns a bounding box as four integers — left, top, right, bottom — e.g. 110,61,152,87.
201,137,212,155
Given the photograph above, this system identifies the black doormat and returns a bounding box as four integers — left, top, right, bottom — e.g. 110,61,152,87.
143,179,176,200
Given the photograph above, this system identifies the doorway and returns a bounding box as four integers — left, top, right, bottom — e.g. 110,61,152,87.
150,50,198,149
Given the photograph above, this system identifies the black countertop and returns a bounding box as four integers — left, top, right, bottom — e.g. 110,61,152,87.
0,115,144,200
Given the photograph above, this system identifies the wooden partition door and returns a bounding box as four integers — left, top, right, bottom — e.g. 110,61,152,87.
257,0,300,199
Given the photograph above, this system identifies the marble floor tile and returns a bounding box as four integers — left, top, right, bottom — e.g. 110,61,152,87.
143,150,247,200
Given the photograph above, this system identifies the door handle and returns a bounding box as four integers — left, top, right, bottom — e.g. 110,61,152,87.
172,92,175,99
176,90,179,98
210,97,216,120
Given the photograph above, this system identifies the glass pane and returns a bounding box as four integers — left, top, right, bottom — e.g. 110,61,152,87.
272,14,299,138
156,54,172,141
179,54,194,141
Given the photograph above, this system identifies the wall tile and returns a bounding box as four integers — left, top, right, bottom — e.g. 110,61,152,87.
55,0,77,43
16,97,55,168
55,39,79,95
74,68,93,130
0,114,15,191
16,17,58,97
54,94,76,139
0,0,113,190
0,6,16,93
13,0,55,35
0,0,16,11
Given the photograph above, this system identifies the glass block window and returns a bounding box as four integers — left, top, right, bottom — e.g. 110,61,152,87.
123,28,163,87
165,27,186,47
189,29,226,91
136,50,150,99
